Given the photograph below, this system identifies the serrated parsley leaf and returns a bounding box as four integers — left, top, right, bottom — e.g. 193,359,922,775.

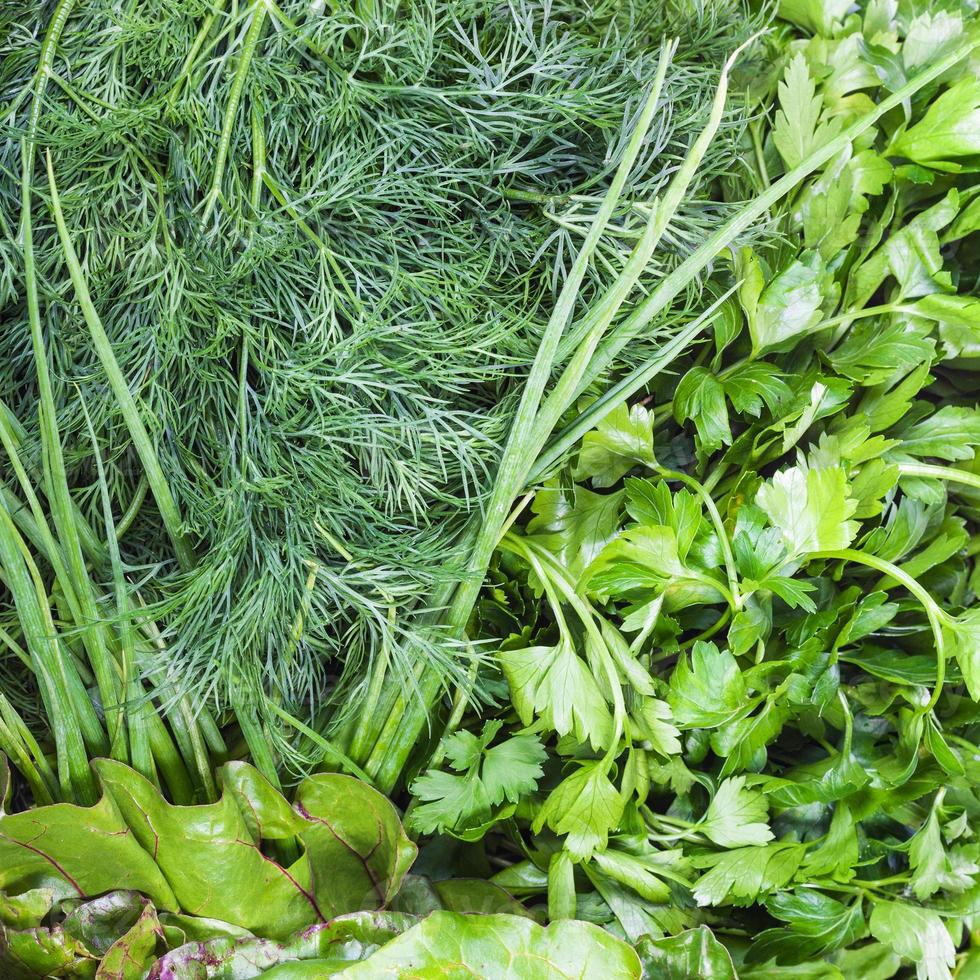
700,777,774,848
533,761,624,860
692,843,806,907
773,54,841,169
756,463,859,556
574,402,656,488
668,641,749,729
499,640,613,750
868,901,955,980
721,362,793,418
410,769,492,836
527,483,624,581
409,722,546,836
747,251,837,355
631,697,682,757
893,406,980,462
942,609,980,701
673,367,732,453
892,77,980,171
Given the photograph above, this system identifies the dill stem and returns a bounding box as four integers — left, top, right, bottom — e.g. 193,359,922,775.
46,154,197,573
203,0,268,221
361,45,676,786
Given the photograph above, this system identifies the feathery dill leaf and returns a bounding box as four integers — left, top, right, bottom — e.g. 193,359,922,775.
0,0,761,772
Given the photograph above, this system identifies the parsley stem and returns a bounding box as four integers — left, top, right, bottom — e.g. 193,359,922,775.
654,466,741,609
896,462,980,493
809,549,946,714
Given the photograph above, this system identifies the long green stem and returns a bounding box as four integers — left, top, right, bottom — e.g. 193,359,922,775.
360,46,676,785
202,0,268,220
46,154,196,572
896,462,980,492
810,550,947,713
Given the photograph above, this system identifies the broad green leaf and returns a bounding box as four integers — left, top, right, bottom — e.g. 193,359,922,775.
892,78,980,171
700,777,774,848
635,926,737,979
527,484,623,581
96,759,318,938
533,762,625,860
868,901,954,980
152,912,414,979
296,774,416,920
340,912,642,979
756,463,858,556
0,889,54,930
221,761,306,840
668,642,749,729
574,402,655,488
0,788,177,910
430,879,529,917
0,920,94,978
63,890,146,956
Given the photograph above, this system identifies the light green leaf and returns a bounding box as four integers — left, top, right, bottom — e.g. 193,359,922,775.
674,367,732,452
700,777,774,848
632,698,682,757
777,0,852,35
894,406,980,462
0,783,177,910
773,55,841,167
692,844,806,907
942,609,980,701
668,642,749,729
574,402,656,488
499,641,613,750
527,484,624,581
95,903,162,980
533,762,625,860
868,901,954,980
893,78,980,171
340,912,642,978
748,251,836,355
756,463,858,556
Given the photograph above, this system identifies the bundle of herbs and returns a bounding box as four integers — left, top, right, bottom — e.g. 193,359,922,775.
0,0,761,778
